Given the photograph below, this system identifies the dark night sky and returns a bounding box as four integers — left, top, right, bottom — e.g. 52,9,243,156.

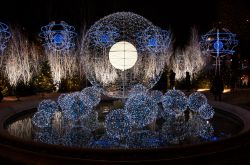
0,0,249,55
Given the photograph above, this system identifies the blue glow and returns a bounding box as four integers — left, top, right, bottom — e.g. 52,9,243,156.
213,40,223,51
148,37,157,47
53,33,64,45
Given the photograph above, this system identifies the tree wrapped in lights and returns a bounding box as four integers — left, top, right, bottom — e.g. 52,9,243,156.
170,27,208,80
5,29,40,86
39,21,78,85
83,12,171,98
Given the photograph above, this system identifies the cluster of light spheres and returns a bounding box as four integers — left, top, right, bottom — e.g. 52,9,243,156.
83,12,170,98
31,85,216,149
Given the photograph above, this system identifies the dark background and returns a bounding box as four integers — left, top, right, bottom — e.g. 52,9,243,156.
0,0,249,57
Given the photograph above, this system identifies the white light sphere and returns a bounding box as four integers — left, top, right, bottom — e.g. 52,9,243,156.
109,41,138,71
83,12,170,98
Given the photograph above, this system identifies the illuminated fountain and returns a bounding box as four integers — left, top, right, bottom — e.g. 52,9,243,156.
5,13,243,153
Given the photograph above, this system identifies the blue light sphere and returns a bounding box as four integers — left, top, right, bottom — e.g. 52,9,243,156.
149,90,163,103
213,40,224,51
32,111,54,128
32,100,59,128
57,92,94,121
81,86,102,107
198,104,215,120
104,109,132,140
37,99,58,114
161,89,188,114
125,93,159,128
188,92,207,112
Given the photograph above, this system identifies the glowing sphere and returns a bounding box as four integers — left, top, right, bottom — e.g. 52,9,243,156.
188,92,207,112
83,12,170,98
81,86,102,107
32,111,54,128
198,104,215,120
37,99,58,114
161,90,188,114
109,41,138,71
58,92,94,121
125,93,158,128
213,40,223,51
104,109,132,140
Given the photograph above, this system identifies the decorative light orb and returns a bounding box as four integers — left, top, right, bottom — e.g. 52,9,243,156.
161,89,188,114
188,92,207,112
83,12,170,98
149,90,163,103
0,22,11,52
32,111,54,128
37,99,58,114
200,28,238,56
109,41,138,71
81,86,102,107
125,93,158,128
126,130,161,149
58,92,94,121
32,100,58,128
198,104,215,120
104,109,132,140
213,40,223,51
39,21,77,51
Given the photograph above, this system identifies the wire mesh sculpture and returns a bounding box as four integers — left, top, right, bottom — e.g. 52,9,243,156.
82,12,171,98
0,22,11,52
200,28,238,74
39,21,78,85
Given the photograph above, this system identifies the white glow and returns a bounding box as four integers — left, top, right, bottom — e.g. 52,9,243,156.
109,41,138,71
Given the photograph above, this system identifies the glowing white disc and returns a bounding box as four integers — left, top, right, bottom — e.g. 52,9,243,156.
109,41,138,71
